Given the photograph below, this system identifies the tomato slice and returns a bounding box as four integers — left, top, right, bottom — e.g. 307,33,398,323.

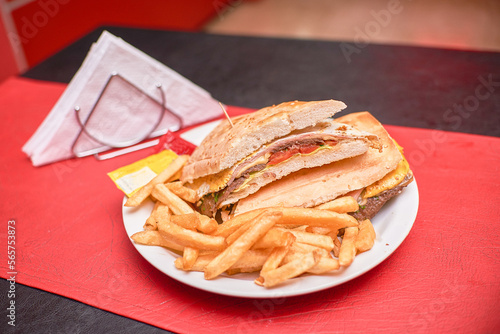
299,144,320,154
267,140,337,166
268,148,297,165
268,144,318,165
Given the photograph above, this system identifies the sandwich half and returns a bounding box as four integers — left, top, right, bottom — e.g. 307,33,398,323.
180,100,381,217
233,111,413,219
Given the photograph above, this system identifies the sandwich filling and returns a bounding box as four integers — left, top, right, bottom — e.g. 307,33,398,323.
183,118,380,218
351,171,413,221
198,136,340,217
351,141,413,220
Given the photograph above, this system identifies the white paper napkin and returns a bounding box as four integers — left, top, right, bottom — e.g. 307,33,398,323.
23,31,222,166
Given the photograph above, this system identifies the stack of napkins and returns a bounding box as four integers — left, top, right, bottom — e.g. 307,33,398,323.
23,31,222,166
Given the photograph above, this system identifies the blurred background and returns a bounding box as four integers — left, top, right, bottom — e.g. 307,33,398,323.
2,0,499,83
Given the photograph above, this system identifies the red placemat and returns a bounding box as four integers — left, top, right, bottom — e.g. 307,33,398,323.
1,77,499,333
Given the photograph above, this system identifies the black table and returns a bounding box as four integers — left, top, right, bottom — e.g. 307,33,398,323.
5,25,500,334
23,26,500,137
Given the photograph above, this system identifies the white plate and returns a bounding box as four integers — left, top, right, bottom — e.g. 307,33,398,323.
122,122,419,298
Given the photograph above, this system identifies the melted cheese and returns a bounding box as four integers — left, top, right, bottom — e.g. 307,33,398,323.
234,153,270,179
363,141,409,198
185,168,233,193
185,150,265,193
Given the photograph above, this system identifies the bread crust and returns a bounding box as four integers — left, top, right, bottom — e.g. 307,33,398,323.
181,100,346,182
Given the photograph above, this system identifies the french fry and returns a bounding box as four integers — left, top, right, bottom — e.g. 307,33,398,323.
182,247,199,270
153,203,171,222
252,228,295,249
260,245,291,274
279,207,359,230
176,249,271,273
165,181,198,203
279,228,334,251
204,210,283,279
276,224,304,230
167,169,183,183
227,267,262,275
143,202,172,230
307,257,340,274
286,242,331,259
305,226,332,235
214,209,266,237
225,220,253,245
144,201,161,230
144,216,157,231
170,213,199,230
254,276,265,285
258,250,321,288
170,212,218,234
331,233,341,258
175,253,215,271
174,257,186,270
157,219,226,251
283,243,340,274
274,245,338,276
339,226,359,266
130,230,184,252
228,249,273,273
315,196,359,213
152,183,194,215
226,219,293,247
290,225,309,232
196,213,218,234
355,219,376,253
218,207,357,237
125,155,189,207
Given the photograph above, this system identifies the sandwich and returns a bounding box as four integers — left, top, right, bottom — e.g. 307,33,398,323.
233,111,414,219
180,100,382,218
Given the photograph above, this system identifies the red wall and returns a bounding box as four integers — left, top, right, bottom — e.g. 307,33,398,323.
10,0,232,67
0,11,20,82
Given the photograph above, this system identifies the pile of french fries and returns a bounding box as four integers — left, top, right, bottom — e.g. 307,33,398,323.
126,155,376,288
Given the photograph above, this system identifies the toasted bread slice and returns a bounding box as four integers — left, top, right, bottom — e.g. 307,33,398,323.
181,100,347,182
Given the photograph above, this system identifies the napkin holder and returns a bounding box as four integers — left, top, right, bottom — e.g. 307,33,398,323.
70,72,183,160
23,30,223,166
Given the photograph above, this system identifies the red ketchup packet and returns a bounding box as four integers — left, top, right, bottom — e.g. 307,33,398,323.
157,131,197,155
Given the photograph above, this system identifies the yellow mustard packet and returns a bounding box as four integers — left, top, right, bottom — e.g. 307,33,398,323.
108,150,178,197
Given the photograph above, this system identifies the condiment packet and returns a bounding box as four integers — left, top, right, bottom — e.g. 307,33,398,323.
156,131,197,155
108,150,178,197
108,130,197,197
